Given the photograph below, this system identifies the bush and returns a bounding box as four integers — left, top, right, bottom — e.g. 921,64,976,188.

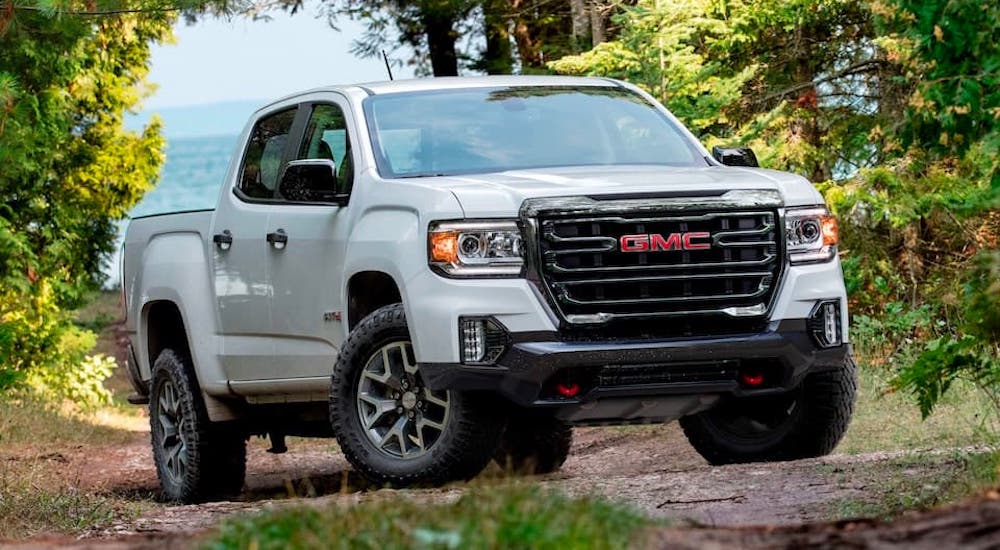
0,279,112,409
892,250,1000,418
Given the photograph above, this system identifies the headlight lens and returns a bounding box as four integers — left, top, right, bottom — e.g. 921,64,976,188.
429,220,524,277
785,207,838,264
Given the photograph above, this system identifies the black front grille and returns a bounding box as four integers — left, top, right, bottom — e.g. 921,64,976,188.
598,361,739,387
535,209,781,336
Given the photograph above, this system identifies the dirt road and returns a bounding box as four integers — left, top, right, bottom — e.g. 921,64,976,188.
9,420,992,548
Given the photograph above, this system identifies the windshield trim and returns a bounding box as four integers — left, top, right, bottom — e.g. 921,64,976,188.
361,85,707,180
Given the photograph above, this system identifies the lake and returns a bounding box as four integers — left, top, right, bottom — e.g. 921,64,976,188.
107,134,237,285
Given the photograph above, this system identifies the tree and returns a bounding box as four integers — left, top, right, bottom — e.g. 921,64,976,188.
310,0,476,76
302,0,622,76
0,1,172,402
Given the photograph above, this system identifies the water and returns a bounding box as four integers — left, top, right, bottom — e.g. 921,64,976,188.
131,134,238,217
107,134,238,285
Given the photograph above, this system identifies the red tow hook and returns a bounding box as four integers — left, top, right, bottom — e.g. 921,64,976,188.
555,382,581,397
740,372,765,387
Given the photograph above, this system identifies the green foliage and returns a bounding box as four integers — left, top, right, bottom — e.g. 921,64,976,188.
0,281,113,408
962,250,1000,343
207,485,653,549
892,249,1000,418
27,354,117,409
551,0,875,181
548,0,756,135
892,336,998,419
875,0,1000,159
0,2,171,404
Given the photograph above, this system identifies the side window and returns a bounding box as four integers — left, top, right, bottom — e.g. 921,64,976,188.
238,108,297,199
297,104,353,197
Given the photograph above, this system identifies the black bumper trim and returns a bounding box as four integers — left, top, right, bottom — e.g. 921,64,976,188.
420,319,849,407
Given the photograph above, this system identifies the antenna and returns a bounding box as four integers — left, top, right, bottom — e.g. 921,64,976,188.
381,50,394,81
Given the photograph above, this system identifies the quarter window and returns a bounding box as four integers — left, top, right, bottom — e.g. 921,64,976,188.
238,108,297,199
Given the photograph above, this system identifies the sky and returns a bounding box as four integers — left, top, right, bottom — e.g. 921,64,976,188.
144,3,415,110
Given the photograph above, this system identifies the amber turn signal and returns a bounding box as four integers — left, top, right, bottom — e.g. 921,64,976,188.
821,215,838,246
429,231,459,263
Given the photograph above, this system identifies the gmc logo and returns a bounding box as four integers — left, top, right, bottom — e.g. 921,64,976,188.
619,232,711,252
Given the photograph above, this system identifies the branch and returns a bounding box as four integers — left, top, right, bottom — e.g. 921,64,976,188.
757,59,889,104
10,4,186,15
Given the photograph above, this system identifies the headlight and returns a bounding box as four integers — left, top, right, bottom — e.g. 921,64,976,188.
428,220,524,277
785,207,838,264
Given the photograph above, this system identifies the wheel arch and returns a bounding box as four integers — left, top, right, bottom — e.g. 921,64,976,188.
143,300,192,371
346,270,403,330
138,293,242,422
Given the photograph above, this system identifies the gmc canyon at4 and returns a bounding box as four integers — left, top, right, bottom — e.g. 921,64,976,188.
121,76,856,503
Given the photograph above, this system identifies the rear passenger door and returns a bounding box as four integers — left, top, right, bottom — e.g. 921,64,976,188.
266,98,357,383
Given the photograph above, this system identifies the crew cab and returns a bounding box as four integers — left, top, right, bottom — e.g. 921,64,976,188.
121,76,856,503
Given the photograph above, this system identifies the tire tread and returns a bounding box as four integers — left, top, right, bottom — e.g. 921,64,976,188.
681,354,858,465
495,410,573,474
150,349,246,503
330,304,505,486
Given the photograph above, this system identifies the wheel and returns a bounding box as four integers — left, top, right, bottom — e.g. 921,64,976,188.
330,303,505,487
495,409,572,474
680,354,857,465
149,349,247,503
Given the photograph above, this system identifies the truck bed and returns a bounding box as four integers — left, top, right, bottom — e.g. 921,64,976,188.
121,208,215,317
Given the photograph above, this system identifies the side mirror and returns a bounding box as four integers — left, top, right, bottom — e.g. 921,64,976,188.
712,146,759,168
278,159,346,204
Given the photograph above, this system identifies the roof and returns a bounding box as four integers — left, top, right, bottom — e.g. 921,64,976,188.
258,75,625,115
353,75,623,95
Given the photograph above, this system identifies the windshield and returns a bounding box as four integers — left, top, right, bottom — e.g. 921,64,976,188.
364,86,706,178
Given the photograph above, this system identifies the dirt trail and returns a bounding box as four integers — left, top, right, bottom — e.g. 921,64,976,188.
6,421,993,549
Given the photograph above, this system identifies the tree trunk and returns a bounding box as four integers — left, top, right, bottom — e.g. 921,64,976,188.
483,0,514,74
423,11,459,76
588,0,605,45
570,0,588,51
511,0,539,69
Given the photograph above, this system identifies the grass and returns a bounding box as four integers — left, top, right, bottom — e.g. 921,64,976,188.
830,450,1000,520
837,356,999,454
0,465,138,539
0,397,141,448
206,485,655,550
0,397,147,539
73,290,123,335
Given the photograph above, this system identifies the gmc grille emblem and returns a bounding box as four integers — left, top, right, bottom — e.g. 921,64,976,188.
619,232,711,252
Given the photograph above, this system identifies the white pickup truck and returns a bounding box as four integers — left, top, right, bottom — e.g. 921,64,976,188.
121,76,855,503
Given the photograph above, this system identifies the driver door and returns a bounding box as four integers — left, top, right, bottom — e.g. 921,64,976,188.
266,99,356,384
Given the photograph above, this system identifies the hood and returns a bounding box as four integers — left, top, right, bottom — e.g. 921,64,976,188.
412,165,824,217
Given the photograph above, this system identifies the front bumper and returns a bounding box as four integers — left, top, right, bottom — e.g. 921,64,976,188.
420,319,849,408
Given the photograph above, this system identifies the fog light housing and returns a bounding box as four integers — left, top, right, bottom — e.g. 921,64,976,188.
459,317,509,365
808,301,842,348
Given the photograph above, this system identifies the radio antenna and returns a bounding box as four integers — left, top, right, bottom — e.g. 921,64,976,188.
381,50,394,81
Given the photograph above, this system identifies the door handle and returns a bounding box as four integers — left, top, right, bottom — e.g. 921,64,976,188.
213,230,232,251
266,229,288,249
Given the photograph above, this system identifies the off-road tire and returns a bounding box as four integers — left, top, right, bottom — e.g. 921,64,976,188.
149,349,247,503
495,409,572,474
680,353,857,465
330,303,505,487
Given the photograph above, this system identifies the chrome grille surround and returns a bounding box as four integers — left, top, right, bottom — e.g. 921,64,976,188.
520,190,785,337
